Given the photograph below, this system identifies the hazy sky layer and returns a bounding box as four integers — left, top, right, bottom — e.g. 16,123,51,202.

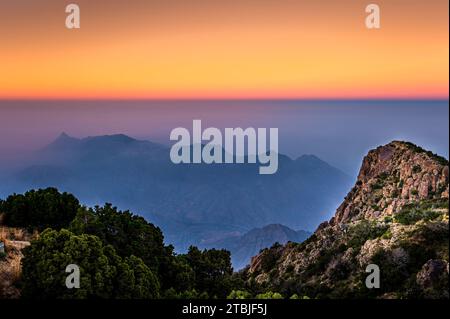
0,0,448,99
0,100,448,176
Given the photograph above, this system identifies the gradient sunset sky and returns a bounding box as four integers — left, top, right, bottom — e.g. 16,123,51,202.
0,0,448,99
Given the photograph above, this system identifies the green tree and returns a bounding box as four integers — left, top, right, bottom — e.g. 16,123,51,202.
186,246,233,298
21,229,159,299
0,188,79,230
159,251,195,292
70,204,168,274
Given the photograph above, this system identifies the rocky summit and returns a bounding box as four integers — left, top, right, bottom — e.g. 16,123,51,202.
246,141,449,299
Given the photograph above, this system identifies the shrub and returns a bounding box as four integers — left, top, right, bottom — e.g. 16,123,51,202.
227,290,252,299
381,229,392,239
394,207,440,225
346,220,388,248
255,291,283,299
412,165,422,174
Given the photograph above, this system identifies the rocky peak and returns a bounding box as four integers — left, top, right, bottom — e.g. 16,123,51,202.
246,141,449,299
331,141,449,226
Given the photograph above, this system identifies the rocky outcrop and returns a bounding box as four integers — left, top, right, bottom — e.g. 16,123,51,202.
333,141,448,225
246,141,449,299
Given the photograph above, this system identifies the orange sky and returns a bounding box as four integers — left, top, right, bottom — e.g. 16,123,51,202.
0,0,448,99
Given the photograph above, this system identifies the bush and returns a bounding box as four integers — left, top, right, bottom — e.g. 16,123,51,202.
394,207,440,225
259,247,282,273
412,165,422,174
255,291,283,299
346,220,388,248
227,290,252,299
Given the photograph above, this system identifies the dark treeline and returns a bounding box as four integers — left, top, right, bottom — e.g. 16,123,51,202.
0,188,256,299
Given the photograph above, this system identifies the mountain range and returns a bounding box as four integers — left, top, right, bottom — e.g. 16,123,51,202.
2,133,352,252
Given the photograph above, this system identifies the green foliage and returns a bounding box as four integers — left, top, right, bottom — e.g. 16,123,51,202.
302,248,336,277
370,249,407,294
227,290,252,299
258,244,283,273
255,291,283,299
0,188,79,231
21,229,159,299
370,242,437,295
371,181,384,190
290,294,310,299
391,189,399,198
346,220,388,248
159,252,195,292
381,229,392,239
70,204,168,274
383,216,393,223
163,288,209,299
394,203,442,225
185,246,234,298
403,142,449,166
412,165,422,174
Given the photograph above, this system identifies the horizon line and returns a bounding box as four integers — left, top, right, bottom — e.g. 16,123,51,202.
0,97,448,102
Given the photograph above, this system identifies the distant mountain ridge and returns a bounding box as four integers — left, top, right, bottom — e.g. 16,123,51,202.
200,224,311,270
8,133,352,251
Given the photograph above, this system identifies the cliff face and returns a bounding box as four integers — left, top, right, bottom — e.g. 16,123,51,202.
247,141,449,299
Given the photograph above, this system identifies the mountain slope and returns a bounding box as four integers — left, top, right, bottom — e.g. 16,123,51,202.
246,141,449,299
200,224,311,270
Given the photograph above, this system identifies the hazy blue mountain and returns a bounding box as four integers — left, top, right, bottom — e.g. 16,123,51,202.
8,133,352,251
199,224,311,270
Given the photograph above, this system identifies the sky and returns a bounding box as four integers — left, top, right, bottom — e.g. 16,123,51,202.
0,0,448,99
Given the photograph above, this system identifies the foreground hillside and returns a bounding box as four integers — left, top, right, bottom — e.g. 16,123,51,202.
246,141,449,298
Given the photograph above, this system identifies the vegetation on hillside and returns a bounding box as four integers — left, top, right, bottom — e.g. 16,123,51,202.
0,188,242,299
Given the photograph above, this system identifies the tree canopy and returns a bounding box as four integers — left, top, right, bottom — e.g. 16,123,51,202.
0,188,79,230
21,229,160,299
69,204,168,274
